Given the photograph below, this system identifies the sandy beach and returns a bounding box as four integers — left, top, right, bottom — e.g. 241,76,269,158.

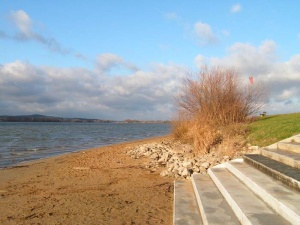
0,135,174,225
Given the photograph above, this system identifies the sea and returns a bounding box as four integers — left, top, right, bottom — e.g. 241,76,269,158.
0,122,171,168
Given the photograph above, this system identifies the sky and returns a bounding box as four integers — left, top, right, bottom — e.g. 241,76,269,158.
0,1,299,120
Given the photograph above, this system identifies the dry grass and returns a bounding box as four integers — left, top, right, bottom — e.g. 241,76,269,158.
172,66,265,156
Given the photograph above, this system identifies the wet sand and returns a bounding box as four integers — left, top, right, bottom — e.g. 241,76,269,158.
0,135,174,225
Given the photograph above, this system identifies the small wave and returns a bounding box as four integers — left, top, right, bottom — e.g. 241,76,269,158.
27,147,47,152
10,152,24,156
1,122,170,168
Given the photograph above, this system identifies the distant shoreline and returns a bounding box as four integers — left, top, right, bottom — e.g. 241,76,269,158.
0,114,170,123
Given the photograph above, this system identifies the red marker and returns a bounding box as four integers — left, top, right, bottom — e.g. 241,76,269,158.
249,76,254,84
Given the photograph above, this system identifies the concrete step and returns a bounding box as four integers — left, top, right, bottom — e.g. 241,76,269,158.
208,166,291,225
267,134,300,150
226,159,300,224
278,134,300,144
277,142,300,153
192,174,240,225
260,148,300,169
173,135,300,225
173,180,202,225
244,154,300,192
287,134,300,143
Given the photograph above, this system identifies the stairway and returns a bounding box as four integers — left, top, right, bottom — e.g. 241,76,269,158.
173,134,300,225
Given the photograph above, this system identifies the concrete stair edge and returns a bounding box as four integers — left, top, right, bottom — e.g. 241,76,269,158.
266,134,300,150
207,166,252,225
226,159,300,225
260,148,300,169
173,180,202,225
277,134,300,144
191,173,240,225
209,166,291,224
277,142,300,153
244,154,300,192
191,175,208,225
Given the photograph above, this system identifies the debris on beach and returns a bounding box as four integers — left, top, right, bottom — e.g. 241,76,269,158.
126,141,229,179
126,140,257,179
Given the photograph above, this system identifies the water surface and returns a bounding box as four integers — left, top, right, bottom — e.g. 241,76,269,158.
0,122,170,168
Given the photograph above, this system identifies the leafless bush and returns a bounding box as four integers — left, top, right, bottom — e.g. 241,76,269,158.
172,66,265,155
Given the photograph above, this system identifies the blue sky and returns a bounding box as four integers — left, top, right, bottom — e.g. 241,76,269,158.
1,1,300,120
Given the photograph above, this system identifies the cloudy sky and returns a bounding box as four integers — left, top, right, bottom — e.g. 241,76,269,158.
0,1,299,120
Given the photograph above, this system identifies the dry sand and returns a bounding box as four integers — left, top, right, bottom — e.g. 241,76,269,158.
0,135,174,225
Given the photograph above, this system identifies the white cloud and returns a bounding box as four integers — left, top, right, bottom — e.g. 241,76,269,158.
0,57,187,120
96,53,138,74
194,54,206,69
9,10,32,38
3,9,85,59
194,40,300,115
231,4,241,13
194,21,218,45
207,40,277,75
276,88,298,102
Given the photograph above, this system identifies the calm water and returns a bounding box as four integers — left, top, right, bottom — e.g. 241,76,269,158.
0,122,170,168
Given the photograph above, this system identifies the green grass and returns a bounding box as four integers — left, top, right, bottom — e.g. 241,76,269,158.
247,112,300,147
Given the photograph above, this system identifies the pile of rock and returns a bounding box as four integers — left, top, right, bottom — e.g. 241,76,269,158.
126,141,232,179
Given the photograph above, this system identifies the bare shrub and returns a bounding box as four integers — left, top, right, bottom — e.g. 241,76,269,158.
172,66,265,155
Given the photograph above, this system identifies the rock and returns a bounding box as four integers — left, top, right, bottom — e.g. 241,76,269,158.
182,160,193,168
199,166,207,173
174,173,180,178
194,162,201,167
173,163,179,171
201,162,210,169
158,152,169,163
150,153,159,160
193,167,200,173
249,146,259,150
181,168,190,177
178,166,184,175
171,155,179,161
160,170,169,177
143,151,151,157
126,139,241,179
173,168,179,176
167,163,174,172
150,168,156,173
223,155,230,162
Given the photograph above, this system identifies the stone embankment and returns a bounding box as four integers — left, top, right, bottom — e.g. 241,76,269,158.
127,140,256,179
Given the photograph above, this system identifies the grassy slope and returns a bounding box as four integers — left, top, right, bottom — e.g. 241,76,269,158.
247,112,300,147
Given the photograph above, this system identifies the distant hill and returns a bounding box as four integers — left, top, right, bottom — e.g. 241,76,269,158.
0,114,170,123
0,114,114,123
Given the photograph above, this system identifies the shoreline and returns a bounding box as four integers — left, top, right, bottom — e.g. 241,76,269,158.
0,134,171,170
0,135,174,225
